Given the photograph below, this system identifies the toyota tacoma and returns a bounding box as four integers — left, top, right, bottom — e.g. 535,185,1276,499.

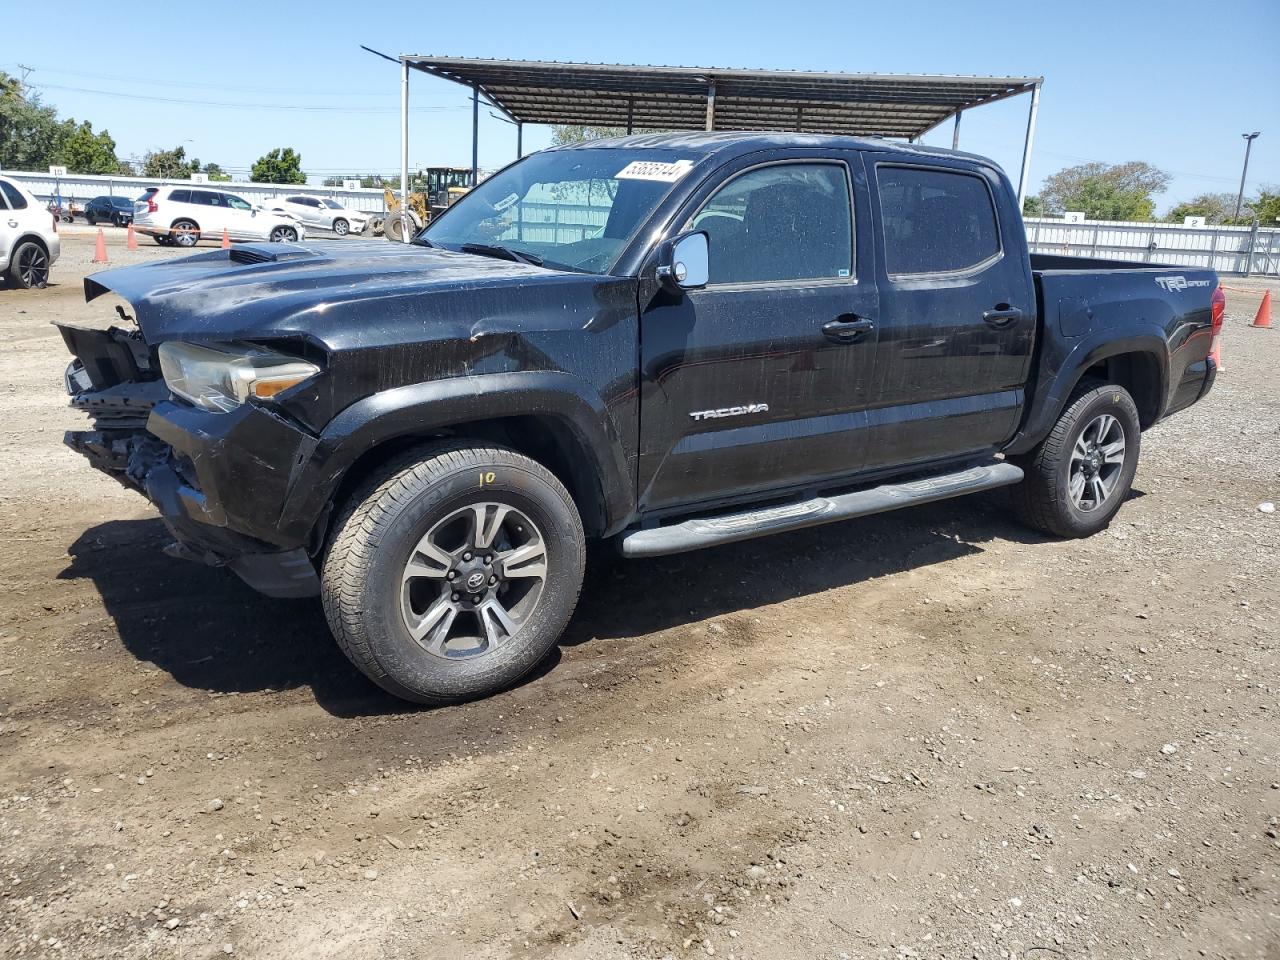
57,133,1221,704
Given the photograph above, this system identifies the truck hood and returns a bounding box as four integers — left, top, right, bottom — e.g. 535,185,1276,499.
83,241,578,346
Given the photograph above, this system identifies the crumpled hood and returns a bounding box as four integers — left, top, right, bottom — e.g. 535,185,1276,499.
83,241,588,347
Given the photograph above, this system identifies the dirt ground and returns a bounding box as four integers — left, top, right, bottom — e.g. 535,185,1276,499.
1,236,1277,960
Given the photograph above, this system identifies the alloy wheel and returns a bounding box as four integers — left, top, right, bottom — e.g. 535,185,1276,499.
1069,413,1126,511
17,245,49,288
400,502,548,660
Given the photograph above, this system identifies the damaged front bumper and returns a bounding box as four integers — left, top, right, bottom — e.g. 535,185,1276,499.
59,322,322,599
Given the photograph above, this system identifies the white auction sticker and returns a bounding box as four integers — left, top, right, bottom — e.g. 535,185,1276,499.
615,159,695,182
492,192,520,212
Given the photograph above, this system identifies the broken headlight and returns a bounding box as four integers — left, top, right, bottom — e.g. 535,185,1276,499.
157,341,319,413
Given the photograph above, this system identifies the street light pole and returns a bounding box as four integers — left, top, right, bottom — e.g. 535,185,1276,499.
1234,131,1260,220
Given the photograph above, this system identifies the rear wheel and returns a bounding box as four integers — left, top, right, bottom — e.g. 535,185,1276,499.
171,220,200,247
332,217,349,236
322,442,586,705
8,241,50,288
269,225,298,243
1009,381,1141,538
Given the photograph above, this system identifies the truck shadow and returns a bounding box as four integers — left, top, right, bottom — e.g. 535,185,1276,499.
58,490,1066,718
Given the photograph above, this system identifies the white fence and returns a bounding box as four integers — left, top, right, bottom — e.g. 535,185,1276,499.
1025,217,1279,276
0,169,387,214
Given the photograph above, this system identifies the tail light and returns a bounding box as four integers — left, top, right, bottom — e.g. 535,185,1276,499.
147,197,158,213
1208,285,1225,368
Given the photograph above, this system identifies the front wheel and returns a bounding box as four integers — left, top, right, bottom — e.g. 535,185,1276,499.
86,215,96,226
332,217,349,236
1009,381,1141,538
322,442,586,705
269,225,298,243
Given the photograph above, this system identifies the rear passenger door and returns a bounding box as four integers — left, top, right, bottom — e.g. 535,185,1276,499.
861,155,1034,471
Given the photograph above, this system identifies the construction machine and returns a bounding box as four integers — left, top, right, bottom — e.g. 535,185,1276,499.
381,167,473,241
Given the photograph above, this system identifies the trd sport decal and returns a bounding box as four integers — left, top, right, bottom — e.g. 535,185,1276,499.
689,403,770,421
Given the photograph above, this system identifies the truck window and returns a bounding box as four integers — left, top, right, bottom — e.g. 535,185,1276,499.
690,163,852,284
876,166,1000,276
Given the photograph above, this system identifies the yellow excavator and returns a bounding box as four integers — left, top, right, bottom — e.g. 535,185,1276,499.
381,167,473,241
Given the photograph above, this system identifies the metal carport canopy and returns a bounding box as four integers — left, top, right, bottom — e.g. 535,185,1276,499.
401,56,1039,139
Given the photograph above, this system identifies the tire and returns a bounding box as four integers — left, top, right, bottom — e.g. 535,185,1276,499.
332,217,349,236
269,225,298,243
171,220,200,247
86,215,96,226
322,442,586,705
1009,381,1141,538
385,216,404,243
154,234,172,246
8,240,50,288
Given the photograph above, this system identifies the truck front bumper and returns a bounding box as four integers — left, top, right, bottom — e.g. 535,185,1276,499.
65,382,322,599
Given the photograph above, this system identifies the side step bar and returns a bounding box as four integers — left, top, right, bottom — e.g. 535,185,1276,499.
617,460,1024,558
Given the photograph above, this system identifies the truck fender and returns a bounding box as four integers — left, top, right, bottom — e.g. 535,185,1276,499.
1006,330,1169,455
275,370,635,543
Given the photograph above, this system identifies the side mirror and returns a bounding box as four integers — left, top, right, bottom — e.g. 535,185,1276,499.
656,230,709,293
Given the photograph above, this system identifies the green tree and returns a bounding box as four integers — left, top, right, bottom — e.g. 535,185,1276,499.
251,147,306,184
1251,188,1280,225
1022,194,1044,217
551,125,627,145
202,162,232,182
142,145,200,179
1165,192,1240,225
1039,161,1170,221
56,120,124,175
0,71,65,171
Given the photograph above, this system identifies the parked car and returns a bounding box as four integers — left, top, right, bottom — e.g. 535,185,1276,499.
263,195,368,236
85,195,135,227
59,133,1221,705
132,187,306,247
1,176,60,289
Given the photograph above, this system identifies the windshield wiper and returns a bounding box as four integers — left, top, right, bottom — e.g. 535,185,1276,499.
459,242,544,267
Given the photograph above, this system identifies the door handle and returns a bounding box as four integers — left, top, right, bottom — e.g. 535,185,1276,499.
6,220,17,228
822,315,875,343
983,305,1024,328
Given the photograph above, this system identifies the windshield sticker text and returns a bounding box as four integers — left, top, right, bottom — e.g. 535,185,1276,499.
615,159,695,182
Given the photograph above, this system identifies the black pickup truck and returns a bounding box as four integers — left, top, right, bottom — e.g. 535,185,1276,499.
58,133,1221,704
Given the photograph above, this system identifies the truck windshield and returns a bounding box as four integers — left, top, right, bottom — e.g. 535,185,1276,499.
419,149,699,274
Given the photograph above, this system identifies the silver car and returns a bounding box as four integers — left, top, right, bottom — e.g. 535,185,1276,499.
265,196,368,236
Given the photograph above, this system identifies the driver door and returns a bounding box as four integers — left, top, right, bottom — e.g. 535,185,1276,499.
637,153,879,514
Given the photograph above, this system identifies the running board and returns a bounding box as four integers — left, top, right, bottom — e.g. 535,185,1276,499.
617,461,1024,558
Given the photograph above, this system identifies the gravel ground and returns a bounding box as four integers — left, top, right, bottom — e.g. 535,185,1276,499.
0,237,1276,960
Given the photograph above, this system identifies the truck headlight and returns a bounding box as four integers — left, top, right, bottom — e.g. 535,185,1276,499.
157,341,319,413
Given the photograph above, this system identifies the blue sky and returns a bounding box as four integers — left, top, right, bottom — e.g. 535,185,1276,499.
6,0,1278,211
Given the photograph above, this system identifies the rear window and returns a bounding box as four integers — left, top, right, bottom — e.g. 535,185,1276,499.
877,165,1000,276
0,180,29,210
169,188,191,203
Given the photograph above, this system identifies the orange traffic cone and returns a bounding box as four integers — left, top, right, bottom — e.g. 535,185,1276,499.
92,228,108,264
1209,334,1223,371
1251,290,1272,329
221,227,230,249
126,221,138,251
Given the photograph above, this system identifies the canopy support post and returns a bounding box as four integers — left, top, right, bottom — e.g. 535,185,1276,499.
516,121,523,158
951,109,962,150
705,79,716,132
1016,82,1041,212
471,84,479,185
626,99,634,135
399,58,409,244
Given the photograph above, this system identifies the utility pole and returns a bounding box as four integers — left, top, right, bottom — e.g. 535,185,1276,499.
1234,131,1260,220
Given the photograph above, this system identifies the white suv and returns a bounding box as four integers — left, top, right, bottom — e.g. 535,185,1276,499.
133,186,307,247
265,195,368,236
0,176,60,289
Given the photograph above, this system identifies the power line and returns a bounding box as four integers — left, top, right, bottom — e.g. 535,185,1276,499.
30,82,470,113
